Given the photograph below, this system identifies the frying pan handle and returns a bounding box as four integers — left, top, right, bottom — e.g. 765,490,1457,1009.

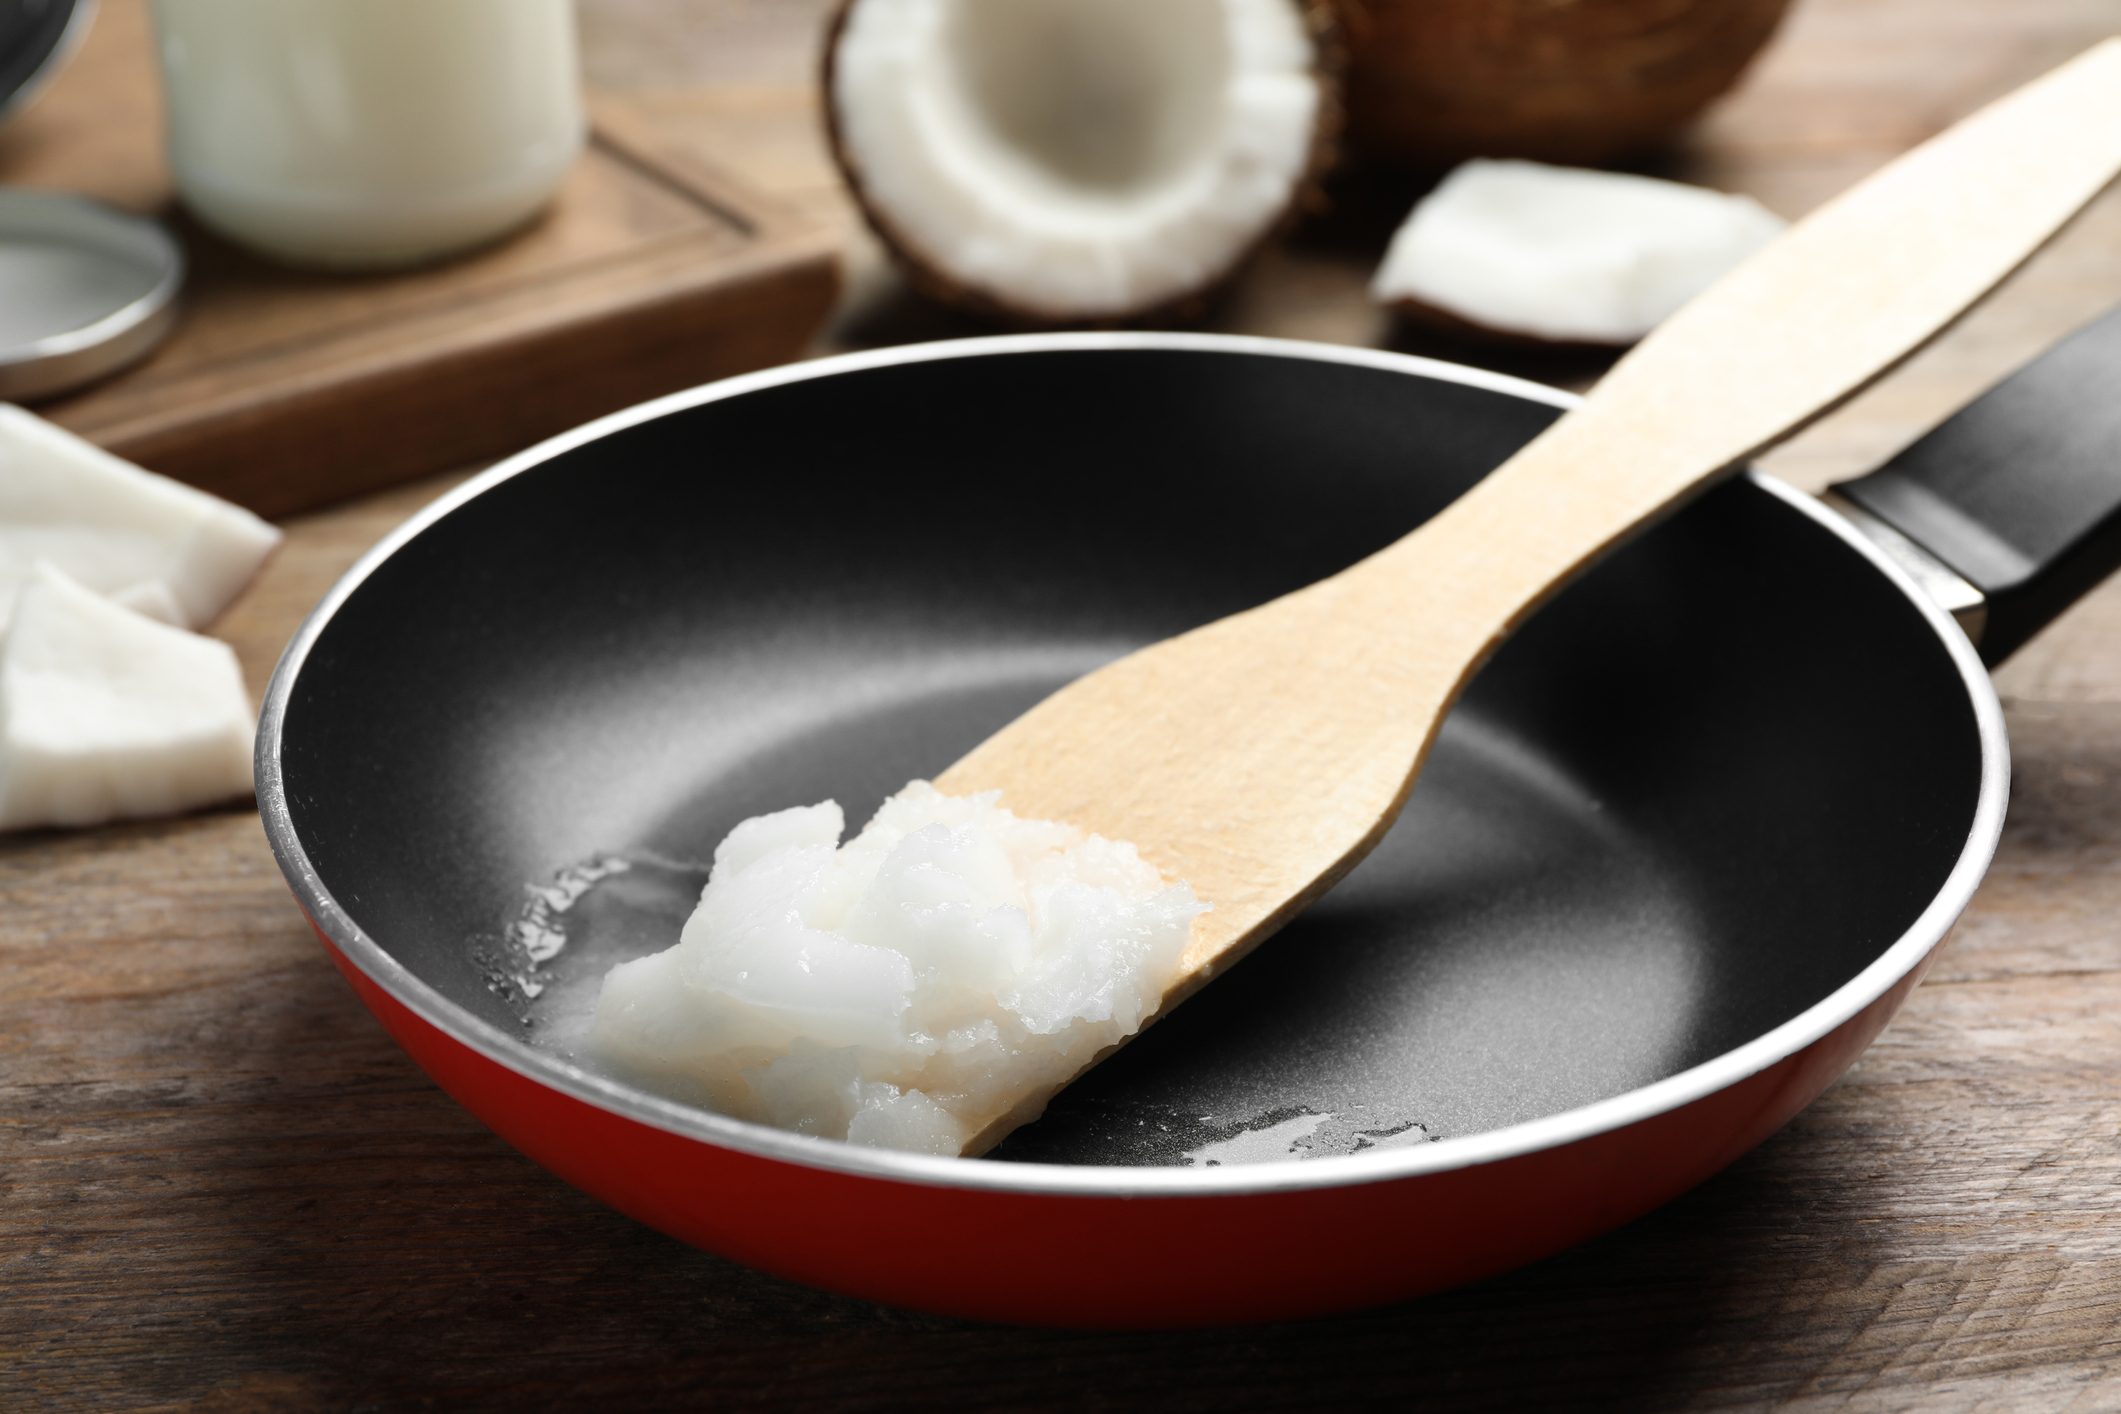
1830,304,2121,666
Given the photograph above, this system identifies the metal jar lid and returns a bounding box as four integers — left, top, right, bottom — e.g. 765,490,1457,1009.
0,186,183,401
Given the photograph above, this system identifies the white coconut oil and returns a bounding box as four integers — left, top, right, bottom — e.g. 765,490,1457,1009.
585,781,1205,1156
150,0,584,269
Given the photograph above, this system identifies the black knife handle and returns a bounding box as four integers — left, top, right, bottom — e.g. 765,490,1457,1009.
1833,305,2121,665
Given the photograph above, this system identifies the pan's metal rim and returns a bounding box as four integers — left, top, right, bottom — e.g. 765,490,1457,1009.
0,0,95,129
256,331,2011,1199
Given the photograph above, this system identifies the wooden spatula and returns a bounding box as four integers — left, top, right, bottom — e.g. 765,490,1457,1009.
939,40,2121,1153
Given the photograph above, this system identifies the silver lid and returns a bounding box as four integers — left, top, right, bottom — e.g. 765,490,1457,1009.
0,186,183,401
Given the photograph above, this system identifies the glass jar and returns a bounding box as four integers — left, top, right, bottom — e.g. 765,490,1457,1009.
150,0,584,270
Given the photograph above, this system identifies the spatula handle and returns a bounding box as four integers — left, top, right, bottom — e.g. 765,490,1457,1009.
1364,38,2121,650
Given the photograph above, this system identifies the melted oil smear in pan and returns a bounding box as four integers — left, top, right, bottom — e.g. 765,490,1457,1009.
473,851,708,1053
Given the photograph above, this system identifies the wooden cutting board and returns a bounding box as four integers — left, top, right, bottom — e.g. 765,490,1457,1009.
0,0,839,519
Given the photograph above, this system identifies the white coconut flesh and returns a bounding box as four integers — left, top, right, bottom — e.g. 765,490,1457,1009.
585,781,1204,1156
832,0,1325,319
0,564,256,832
109,580,186,627
1372,159,1787,345
0,405,281,635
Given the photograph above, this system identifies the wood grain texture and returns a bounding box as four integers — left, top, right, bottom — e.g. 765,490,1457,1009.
0,0,839,519
7,0,2121,1407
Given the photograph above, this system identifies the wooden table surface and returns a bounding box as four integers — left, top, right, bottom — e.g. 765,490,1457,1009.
7,1,2121,1407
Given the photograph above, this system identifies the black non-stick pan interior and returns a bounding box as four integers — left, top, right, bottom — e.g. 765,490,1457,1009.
279,347,1985,1166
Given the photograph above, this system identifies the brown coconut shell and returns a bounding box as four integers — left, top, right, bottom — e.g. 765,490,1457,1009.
1335,0,1793,168
822,0,1347,328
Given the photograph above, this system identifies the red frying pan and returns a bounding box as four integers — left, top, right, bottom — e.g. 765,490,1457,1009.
257,309,2121,1325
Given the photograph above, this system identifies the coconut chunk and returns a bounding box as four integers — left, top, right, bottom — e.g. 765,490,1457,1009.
1372,159,1786,345
109,581,187,626
0,565,255,832
827,0,1336,322
0,405,280,634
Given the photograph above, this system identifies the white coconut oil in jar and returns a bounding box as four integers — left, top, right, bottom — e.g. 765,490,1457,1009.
149,0,584,270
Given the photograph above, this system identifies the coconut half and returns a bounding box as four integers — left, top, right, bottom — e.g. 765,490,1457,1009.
1337,0,1794,168
826,0,1339,323
1372,160,1786,347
